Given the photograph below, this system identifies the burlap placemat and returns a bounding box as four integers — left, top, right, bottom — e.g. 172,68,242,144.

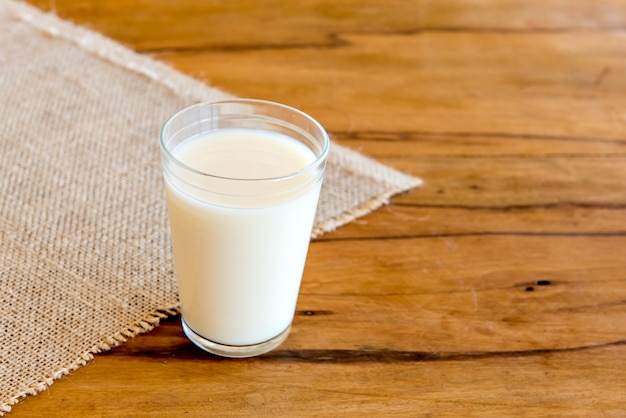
0,0,422,413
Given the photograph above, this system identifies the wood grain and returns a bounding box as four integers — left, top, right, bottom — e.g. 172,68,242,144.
12,0,626,416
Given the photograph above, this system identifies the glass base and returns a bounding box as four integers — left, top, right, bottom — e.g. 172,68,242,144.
181,318,291,358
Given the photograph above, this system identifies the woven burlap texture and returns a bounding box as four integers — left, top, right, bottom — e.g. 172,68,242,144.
0,0,422,413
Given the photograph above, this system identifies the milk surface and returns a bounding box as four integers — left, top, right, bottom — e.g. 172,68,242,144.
164,128,321,346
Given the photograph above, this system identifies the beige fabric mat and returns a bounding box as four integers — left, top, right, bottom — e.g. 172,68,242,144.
0,0,422,413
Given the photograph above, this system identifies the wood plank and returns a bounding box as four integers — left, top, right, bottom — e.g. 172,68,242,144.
13,316,626,416
385,156,626,206
297,236,626,350
331,131,626,157
152,31,626,138
26,0,626,50
318,204,626,240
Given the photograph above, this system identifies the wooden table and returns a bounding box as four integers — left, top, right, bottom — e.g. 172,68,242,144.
13,1,626,416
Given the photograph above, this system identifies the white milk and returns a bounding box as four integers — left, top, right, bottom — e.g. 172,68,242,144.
164,128,322,346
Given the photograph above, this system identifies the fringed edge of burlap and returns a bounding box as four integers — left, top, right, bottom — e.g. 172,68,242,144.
0,305,181,415
311,144,423,239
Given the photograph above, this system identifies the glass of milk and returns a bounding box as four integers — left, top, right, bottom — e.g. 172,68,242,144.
159,99,329,358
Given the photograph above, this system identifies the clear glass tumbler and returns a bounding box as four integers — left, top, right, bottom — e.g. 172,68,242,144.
159,99,329,358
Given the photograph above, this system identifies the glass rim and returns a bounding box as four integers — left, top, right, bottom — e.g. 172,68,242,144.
159,98,330,182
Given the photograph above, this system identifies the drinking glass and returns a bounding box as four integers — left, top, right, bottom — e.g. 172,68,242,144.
159,99,329,358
